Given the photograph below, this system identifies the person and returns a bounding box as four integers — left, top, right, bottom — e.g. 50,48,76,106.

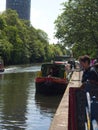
94,63,98,73
90,58,95,66
47,68,53,77
79,55,98,83
94,56,98,64
68,59,76,70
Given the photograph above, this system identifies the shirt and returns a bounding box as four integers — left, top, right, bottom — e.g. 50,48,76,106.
82,67,98,83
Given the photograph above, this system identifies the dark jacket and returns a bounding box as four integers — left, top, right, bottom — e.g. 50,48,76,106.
82,67,98,83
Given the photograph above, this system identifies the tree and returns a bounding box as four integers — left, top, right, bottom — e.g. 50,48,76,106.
0,39,13,64
0,9,67,65
54,0,98,58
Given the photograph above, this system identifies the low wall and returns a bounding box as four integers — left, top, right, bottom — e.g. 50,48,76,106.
49,71,82,130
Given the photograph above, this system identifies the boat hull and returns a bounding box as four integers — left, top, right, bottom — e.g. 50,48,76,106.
35,77,67,95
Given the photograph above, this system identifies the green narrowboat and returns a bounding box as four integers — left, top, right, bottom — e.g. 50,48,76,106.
35,63,68,95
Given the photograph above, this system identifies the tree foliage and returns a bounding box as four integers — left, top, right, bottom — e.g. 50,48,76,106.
0,9,67,65
55,0,98,58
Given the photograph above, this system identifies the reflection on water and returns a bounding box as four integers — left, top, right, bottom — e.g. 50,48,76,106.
0,65,62,130
35,93,62,117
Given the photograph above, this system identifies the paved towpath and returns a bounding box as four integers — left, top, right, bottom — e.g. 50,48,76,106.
49,71,82,130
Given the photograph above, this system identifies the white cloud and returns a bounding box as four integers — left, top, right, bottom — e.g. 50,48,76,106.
30,7,58,43
0,0,6,12
0,0,64,44
30,8,41,20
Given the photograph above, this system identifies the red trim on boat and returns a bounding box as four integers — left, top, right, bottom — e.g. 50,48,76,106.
35,77,67,84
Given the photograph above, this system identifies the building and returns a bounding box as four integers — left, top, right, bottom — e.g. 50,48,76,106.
6,0,31,20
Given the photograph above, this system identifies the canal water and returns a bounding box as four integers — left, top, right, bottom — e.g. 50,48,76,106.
0,65,62,130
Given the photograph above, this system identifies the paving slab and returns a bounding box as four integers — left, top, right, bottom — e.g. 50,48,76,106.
49,71,82,130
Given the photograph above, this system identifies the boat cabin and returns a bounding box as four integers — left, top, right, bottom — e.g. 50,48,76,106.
41,63,66,78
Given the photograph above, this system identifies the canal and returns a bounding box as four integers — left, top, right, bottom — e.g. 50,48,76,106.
0,65,62,130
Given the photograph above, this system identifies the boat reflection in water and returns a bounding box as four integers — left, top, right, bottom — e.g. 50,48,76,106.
35,93,63,117
0,65,62,130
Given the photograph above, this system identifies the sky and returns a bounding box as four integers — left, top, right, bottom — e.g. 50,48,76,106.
0,0,65,43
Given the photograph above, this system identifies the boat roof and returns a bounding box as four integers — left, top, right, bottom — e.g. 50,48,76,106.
41,63,66,67
53,55,71,62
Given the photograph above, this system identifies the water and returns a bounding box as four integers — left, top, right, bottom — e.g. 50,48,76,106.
0,65,62,130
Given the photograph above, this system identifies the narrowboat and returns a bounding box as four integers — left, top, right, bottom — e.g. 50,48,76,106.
68,82,98,130
53,55,76,70
53,55,71,65
0,59,4,72
35,63,69,95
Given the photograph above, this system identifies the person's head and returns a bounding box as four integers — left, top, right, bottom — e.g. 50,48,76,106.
79,55,90,69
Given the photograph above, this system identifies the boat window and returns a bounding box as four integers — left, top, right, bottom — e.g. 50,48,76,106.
41,64,65,78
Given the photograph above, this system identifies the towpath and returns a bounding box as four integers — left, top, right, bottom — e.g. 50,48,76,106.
49,71,82,130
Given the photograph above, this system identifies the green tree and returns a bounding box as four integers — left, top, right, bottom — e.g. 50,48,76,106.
55,0,98,58
0,39,13,64
0,9,67,65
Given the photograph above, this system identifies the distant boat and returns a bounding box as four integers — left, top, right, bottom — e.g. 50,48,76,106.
0,59,4,72
53,55,76,70
35,63,69,95
53,55,71,65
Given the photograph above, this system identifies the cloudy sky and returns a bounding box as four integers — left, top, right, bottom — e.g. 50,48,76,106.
0,0,65,43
